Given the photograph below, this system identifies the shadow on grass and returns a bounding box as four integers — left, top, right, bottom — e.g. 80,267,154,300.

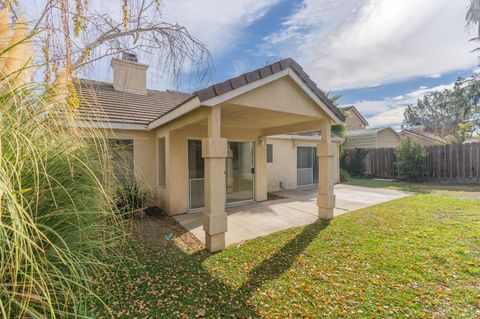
95,216,329,318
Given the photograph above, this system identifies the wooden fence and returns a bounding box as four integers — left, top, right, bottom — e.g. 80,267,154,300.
344,148,396,178
424,143,480,182
344,143,480,182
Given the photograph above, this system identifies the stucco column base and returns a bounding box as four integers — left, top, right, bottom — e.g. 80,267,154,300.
203,213,228,235
317,193,335,219
318,207,334,220
206,233,226,252
317,141,336,220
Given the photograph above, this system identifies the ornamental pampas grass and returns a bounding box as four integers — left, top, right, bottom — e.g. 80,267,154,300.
0,8,123,318
0,11,32,88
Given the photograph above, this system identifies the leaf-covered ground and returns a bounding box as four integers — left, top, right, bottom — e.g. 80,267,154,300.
92,192,480,318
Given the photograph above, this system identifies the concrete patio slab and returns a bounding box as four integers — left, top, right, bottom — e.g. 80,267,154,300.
174,184,412,246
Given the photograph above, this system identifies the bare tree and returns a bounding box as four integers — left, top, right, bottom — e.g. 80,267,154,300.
5,0,212,87
467,0,480,54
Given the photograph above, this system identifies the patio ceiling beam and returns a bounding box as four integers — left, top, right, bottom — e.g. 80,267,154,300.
261,120,327,137
155,107,210,133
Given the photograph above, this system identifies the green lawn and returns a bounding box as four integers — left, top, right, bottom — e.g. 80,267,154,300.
92,192,480,318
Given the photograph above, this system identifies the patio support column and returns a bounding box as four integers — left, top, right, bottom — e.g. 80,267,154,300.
317,120,336,220
255,137,268,201
202,106,228,252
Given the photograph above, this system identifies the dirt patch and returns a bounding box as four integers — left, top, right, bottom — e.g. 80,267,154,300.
128,212,205,252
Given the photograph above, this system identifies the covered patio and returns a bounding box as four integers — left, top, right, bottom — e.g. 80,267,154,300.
150,59,345,252
175,184,412,245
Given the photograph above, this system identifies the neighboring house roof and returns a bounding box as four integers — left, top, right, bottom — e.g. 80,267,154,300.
399,129,445,144
346,127,398,137
340,106,369,126
75,79,192,126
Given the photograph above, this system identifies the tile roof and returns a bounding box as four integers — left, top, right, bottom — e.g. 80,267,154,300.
75,58,345,127
195,58,345,122
75,79,192,126
341,105,369,126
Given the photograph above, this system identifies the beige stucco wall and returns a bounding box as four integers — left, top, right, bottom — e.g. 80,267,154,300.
266,138,298,191
228,76,329,119
266,137,341,192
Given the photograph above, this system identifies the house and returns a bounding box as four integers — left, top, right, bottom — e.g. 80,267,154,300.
344,127,401,149
338,105,401,149
75,54,345,251
341,105,369,130
399,126,445,146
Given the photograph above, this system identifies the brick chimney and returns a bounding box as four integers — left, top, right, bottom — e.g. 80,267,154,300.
111,52,148,95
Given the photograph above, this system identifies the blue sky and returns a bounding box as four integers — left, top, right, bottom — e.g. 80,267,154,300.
159,0,478,129
25,0,480,129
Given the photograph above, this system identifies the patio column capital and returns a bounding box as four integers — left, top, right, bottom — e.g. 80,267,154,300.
317,143,336,158
202,137,228,158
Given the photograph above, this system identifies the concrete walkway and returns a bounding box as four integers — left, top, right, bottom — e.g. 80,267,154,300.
174,184,412,246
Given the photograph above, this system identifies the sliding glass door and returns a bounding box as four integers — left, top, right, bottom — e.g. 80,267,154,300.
188,140,205,210
226,142,255,204
297,146,318,186
187,140,255,211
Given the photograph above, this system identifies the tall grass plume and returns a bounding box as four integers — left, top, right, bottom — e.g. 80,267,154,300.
0,9,124,318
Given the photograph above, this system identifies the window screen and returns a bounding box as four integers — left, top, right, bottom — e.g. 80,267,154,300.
267,144,273,163
158,138,166,187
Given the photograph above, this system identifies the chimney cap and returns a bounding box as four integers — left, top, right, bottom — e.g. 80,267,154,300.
122,52,138,63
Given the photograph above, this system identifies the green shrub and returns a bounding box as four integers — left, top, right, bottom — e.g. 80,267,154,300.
342,148,368,176
114,181,147,218
340,168,351,182
395,138,427,181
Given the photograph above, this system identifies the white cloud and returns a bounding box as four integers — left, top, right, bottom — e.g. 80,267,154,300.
266,0,477,90
367,106,407,128
162,0,281,55
351,100,391,117
427,74,442,79
344,81,456,128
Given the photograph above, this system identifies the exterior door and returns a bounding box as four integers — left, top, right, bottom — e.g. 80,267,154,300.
188,140,205,210
226,142,255,204
297,146,318,186
187,140,255,211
